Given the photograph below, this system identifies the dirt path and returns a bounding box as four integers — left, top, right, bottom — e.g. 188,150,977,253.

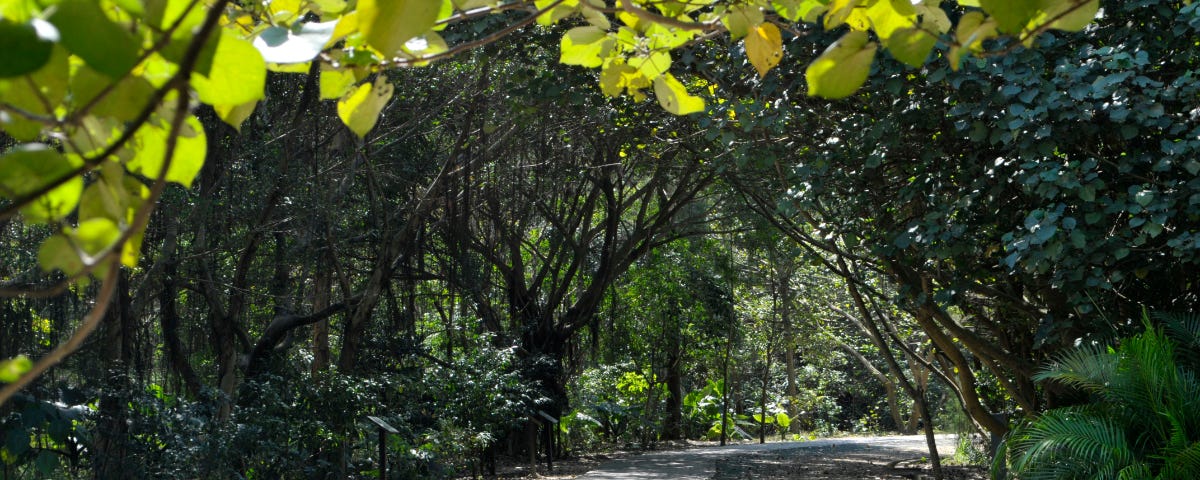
574,435,986,480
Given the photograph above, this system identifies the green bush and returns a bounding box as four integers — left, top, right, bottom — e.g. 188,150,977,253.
997,313,1200,479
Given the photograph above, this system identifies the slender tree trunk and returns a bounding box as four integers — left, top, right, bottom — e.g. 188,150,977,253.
663,312,683,440
93,271,132,480
310,259,332,374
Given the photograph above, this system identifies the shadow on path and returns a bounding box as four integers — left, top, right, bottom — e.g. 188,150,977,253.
575,435,959,480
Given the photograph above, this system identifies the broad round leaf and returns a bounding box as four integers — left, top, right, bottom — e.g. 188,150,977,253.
805,30,877,99
653,73,705,115
359,0,441,56
337,75,394,137
48,0,140,78
191,28,267,106
127,114,208,188
560,26,612,68
0,144,84,223
0,19,56,78
886,27,936,68
745,23,783,78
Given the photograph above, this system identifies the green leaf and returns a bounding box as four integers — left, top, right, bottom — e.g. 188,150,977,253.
560,26,612,68
337,75,394,137
0,18,56,78
38,234,84,275
653,73,705,115
0,44,69,141
48,0,141,78
73,217,121,256
253,20,338,64
127,114,207,188
885,27,936,67
191,28,267,107
1042,0,1099,31
0,354,32,383
979,0,1038,34
770,0,826,23
722,4,763,40
359,0,441,56
775,412,791,428
805,30,877,99
34,450,59,475
69,66,155,122
0,144,84,223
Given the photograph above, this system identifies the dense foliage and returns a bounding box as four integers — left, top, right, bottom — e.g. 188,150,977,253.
1,0,1197,479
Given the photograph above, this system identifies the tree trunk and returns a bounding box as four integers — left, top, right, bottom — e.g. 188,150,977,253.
662,313,683,440
310,257,332,374
93,271,132,480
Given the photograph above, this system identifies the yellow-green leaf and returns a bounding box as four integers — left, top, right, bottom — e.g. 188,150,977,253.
73,218,122,258
560,26,612,68
337,75,394,137
950,11,997,69
722,4,763,40
745,23,783,78
599,63,646,97
632,51,671,82
320,66,357,99
214,101,257,131
402,31,450,62
0,355,32,383
864,0,917,41
38,234,84,275
824,0,862,30
191,28,267,106
359,0,441,56
1041,0,1099,31
0,144,84,224
653,73,704,115
805,30,877,99
127,114,207,188
771,0,826,23
885,26,936,67
581,1,610,30
535,0,579,26
979,0,1038,34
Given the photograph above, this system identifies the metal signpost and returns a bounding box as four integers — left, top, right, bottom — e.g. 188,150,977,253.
366,415,399,479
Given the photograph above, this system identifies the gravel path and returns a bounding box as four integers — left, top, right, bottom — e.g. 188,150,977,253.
575,435,974,480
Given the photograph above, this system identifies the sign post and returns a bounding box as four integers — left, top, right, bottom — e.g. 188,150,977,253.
367,415,399,479
537,410,559,473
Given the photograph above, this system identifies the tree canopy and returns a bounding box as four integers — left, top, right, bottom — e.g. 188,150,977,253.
3,0,1199,478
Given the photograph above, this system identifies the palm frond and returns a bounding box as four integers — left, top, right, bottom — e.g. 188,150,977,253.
1155,440,1200,480
1156,311,1200,371
1034,344,1116,394
1008,408,1136,478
